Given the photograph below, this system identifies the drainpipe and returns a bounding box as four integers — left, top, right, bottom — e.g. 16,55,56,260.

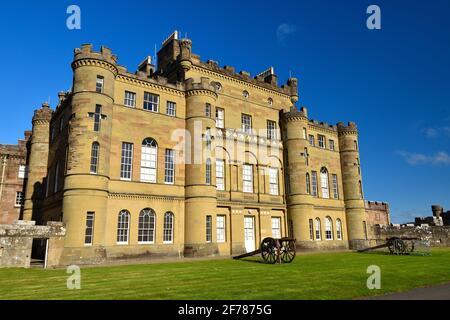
0,155,7,204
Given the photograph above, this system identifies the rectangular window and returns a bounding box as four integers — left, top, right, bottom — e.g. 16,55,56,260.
94,104,102,132
354,140,358,150
18,165,27,179
96,76,104,93
267,120,277,140
84,212,95,245
216,215,226,243
269,168,279,195
243,164,253,193
166,101,176,116
164,149,175,184
120,142,133,180
143,92,159,112
90,143,99,174
309,135,315,146
205,103,211,117
332,174,339,199
303,128,307,139
216,107,224,128
216,159,225,191
241,114,252,134
206,159,212,185
271,217,281,239
318,135,325,148
329,139,335,151
311,171,318,197
206,215,212,243
309,219,314,240
15,191,24,207
124,91,136,107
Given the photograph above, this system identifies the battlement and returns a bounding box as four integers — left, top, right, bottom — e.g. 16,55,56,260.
365,200,389,211
73,44,118,65
156,31,297,96
337,121,358,135
32,102,53,123
184,77,217,93
308,119,338,132
283,106,308,121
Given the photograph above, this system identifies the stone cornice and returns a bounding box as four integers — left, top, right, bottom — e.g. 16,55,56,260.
109,192,184,202
185,88,218,99
71,58,119,77
116,75,185,97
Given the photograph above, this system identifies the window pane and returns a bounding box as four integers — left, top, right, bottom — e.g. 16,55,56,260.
217,216,225,242
120,142,133,180
167,101,176,116
216,159,225,190
243,164,253,193
165,149,175,183
143,92,159,112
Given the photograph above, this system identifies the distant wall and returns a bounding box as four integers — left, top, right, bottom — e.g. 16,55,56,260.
373,225,450,247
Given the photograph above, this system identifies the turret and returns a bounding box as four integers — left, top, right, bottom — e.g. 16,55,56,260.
23,102,53,221
281,106,312,244
337,121,366,247
62,44,117,247
183,77,218,256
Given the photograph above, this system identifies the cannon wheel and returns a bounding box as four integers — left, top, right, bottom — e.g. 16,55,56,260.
388,238,405,255
280,238,296,263
261,237,277,264
404,240,415,253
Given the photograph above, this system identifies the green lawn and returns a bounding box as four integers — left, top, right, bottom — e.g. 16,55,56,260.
1,248,450,300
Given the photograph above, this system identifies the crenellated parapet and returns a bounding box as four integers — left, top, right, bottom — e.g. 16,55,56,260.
337,121,358,136
32,102,53,124
185,77,218,99
72,44,119,77
282,106,308,122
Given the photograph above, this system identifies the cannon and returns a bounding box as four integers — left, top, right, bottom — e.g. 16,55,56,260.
358,237,419,255
233,237,296,264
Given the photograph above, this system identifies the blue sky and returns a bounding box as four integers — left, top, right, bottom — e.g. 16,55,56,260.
0,0,449,223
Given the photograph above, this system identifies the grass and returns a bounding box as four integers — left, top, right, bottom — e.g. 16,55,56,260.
1,248,450,300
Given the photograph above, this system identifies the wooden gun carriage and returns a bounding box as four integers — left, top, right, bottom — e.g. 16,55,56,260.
233,237,296,264
358,237,419,255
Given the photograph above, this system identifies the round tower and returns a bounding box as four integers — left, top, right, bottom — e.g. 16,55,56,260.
282,105,314,246
62,44,117,248
337,122,366,248
23,102,53,222
183,77,218,256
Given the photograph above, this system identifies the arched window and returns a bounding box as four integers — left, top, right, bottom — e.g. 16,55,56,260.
53,162,60,193
117,210,130,244
163,212,174,243
206,158,211,184
141,138,157,183
306,173,311,194
320,167,330,199
138,208,155,244
325,216,333,240
336,219,343,240
315,218,321,240
90,142,99,174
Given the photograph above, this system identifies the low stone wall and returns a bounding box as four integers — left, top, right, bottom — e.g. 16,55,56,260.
373,225,450,247
0,220,66,268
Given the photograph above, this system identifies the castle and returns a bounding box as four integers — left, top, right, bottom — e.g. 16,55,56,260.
1,31,390,266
